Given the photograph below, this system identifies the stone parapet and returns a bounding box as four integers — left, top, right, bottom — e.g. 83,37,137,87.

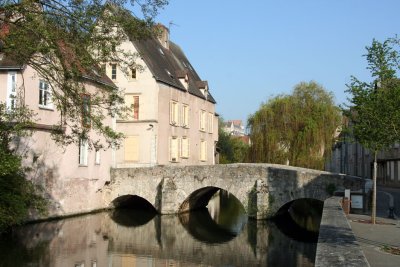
315,197,369,267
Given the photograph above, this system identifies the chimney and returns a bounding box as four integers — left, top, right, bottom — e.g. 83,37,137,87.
155,24,169,50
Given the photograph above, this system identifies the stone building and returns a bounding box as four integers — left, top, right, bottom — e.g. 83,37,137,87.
222,120,246,136
1,16,218,218
0,53,116,217
326,127,400,187
107,23,218,167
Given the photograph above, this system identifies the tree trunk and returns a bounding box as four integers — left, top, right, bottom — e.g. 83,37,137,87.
372,151,377,224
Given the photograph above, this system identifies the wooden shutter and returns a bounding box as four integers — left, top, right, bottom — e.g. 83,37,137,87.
200,140,207,161
125,136,139,162
181,137,189,158
170,137,179,162
133,96,139,120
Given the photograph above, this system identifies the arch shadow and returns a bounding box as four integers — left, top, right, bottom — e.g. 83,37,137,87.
110,195,157,227
178,187,248,244
273,198,324,243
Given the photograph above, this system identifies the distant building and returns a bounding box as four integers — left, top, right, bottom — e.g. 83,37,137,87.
326,120,400,187
223,120,246,136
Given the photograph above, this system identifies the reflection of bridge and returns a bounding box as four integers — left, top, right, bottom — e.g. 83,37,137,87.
104,163,363,219
10,211,316,267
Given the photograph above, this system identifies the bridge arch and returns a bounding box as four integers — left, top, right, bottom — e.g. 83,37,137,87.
111,194,157,212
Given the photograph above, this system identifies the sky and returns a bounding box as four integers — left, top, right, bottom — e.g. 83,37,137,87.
154,0,400,124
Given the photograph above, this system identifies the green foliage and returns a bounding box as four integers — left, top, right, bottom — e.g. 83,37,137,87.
0,0,168,149
344,37,400,224
218,118,249,163
344,38,400,153
248,81,341,170
0,103,47,233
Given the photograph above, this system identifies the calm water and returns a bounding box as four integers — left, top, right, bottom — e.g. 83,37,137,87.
0,192,318,267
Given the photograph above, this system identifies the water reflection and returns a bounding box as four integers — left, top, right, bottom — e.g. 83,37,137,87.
0,191,318,267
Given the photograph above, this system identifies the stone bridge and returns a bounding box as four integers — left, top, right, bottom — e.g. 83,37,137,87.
104,163,363,219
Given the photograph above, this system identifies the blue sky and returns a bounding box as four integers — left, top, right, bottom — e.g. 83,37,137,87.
155,0,400,124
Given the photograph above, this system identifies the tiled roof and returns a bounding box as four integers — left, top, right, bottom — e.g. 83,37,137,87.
130,36,216,104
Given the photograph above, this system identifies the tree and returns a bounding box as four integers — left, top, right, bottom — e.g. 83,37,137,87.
344,38,400,224
0,103,47,233
0,0,168,149
218,118,249,163
248,81,341,170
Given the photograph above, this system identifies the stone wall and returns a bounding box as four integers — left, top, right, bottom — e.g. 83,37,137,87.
105,163,364,219
315,197,369,266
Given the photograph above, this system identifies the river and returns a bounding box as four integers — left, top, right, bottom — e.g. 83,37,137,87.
0,191,318,267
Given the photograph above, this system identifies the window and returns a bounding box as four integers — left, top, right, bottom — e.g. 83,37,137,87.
169,136,179,162
200,140,207,162
6,72,17,110
111,64,117,80
200,110,207,131
82,94,91,128
95,150,101,165
181,137,190,158
208,113,214,133
39,80,52,109
125,136,139,162
182,104,189,128
125,95,139,120
131,68,136,79
170,101,179,126
79,139,88,166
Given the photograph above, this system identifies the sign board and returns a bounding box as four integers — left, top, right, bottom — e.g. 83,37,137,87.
345,189,350,199
351,195,363,209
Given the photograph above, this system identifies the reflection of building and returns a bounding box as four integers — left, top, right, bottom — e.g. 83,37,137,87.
223,120,246,136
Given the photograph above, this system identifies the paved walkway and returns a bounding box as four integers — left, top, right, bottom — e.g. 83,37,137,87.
348,187,400,267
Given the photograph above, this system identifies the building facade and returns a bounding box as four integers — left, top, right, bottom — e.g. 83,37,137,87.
108,24,218,167
326,135,400,187
222,120,246,136
0,55,115,217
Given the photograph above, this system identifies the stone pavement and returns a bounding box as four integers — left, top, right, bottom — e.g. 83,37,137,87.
348,187,400,267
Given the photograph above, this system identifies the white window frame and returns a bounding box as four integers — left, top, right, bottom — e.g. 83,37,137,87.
208,112,214,133
39,80,53,109
169,136,180,162
111,64,117,80
79,139,89,166
95,150,101,165
181,137,190,159
6,72,17,110
182,104,190,128
200,110,207,132
200,140,207,162
170,101,179,126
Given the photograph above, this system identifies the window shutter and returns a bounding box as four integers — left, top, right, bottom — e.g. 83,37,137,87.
170,102,174,124
125,95,133,120
181,137,189,158
133,96,139,120
125,136,139,162
174,102,180,126
200,140,207,161
170,137,179,162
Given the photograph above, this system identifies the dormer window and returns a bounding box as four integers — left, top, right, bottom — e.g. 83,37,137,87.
196,81,209,99
165,69,174,79
176,70,189,90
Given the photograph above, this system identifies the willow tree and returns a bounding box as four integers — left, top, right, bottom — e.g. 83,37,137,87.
0,0,168,148
345,38,400,224
248,81,341,170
